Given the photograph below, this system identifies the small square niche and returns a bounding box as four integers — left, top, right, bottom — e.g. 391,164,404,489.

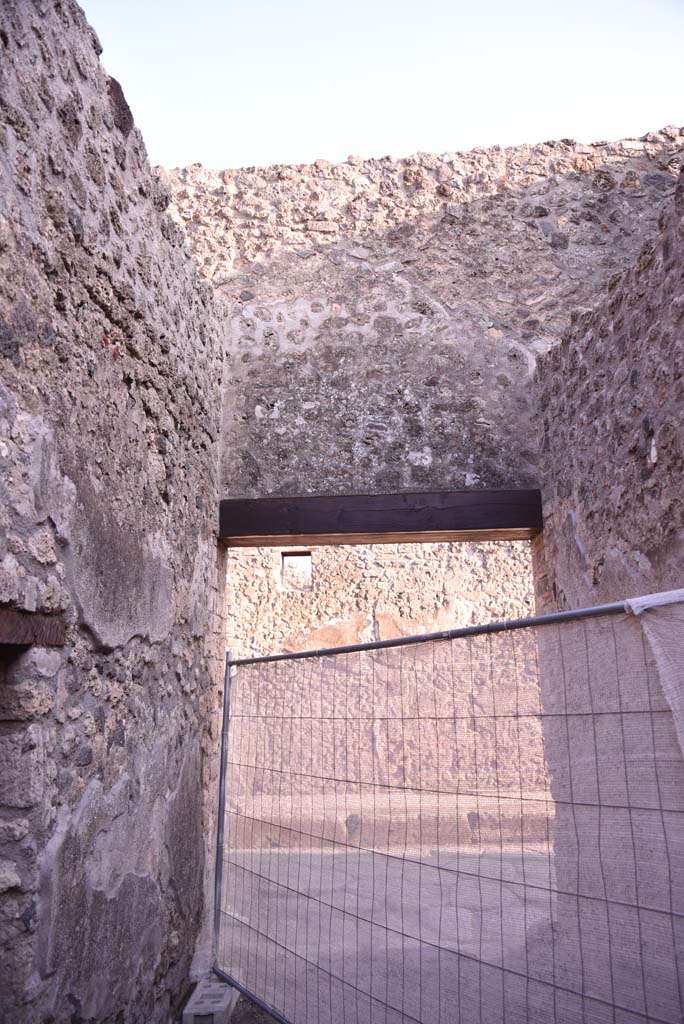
281,551,313,590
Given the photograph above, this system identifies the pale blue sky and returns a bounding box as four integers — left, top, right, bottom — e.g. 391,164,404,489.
81,0,684,169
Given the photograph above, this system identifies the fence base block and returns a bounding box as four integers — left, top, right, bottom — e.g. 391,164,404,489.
181,975,240,1024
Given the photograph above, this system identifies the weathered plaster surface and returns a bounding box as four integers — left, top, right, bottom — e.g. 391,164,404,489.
226,541,533,659
0,3,227,1021
164,131,683,496
535,172,684,608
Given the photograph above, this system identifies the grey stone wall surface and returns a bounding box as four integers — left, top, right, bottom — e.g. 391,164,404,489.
163,130,683,497
535,172,684,608
0,3,227,1021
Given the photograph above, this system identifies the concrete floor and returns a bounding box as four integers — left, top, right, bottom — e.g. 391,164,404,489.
219,845,557,1024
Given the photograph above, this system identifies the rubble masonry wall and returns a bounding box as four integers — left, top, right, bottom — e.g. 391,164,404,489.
0,3,227,1021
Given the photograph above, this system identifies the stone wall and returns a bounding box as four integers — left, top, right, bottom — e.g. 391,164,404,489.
0,3,226,1022
226,541,533,658
164,130,683,497
1,1,682,1016
532,175,684,1022
535,171,684,608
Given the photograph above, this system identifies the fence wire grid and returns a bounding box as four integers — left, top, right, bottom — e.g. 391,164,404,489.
215,606,684,1024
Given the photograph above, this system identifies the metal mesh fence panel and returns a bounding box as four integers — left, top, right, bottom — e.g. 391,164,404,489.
216,609,684,1024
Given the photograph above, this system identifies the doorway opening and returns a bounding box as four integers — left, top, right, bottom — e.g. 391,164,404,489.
225,539,534,661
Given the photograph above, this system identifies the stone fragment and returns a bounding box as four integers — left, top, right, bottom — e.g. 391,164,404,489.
73,743,93,767
107,76,134,135
0,819,30,843
0,861,21,894
0,680,54,721
550,231,570,250
592,169,616,191
644,172,675,191
0,554,20,604
29,649,63,678
521,203,550,218
0,725,44,808
304,220,337,233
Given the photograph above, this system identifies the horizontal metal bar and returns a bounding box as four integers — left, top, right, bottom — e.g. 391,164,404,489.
227,600,627,667
212,965,292,1024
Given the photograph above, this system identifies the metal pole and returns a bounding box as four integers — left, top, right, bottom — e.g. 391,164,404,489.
227,599,628,667
210,658,295,1024
213,651,232,966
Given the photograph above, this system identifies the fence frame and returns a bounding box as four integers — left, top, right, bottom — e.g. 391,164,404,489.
211,597,632,1022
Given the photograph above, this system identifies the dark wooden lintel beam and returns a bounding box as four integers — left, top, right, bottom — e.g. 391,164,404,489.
219,489,542,548
0,608,67,647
